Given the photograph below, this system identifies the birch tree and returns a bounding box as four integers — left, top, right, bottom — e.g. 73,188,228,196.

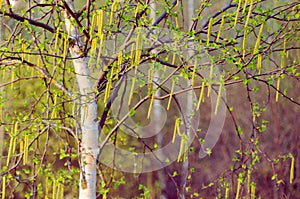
63,1,99,198
0,0,299,198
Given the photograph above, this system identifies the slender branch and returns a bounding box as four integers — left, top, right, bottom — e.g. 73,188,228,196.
152,0,178,26
1,11,55,33
62,0,90,40
0,58,72,97
200,3,236,30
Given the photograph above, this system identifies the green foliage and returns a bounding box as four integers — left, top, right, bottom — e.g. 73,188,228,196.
0,0,299,198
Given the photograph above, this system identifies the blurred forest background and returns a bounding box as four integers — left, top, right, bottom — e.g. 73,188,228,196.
0,0,299,198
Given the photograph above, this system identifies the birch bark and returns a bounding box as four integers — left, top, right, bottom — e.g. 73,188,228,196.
64,1,99,199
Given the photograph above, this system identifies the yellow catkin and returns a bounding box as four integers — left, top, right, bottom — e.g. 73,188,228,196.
207,63,214,97
0,0,2,9
55,27,60,50
235,179,241,199
96,34,104,66
197,81,205,110
130,43,135,65
118,51,123,72
215,82,223,115
6,136,14,166
2,176,6,199
191,61,197,86
253,23,264,54
285,42,289,57
6,123,17,167
172,118,178,143
56,183,60,199
176,118,182,136
225,186,229,199
12,137,17,159
207,18,213,46
234,0,242,27
135,2,139,17
257,53,262,74
172,53,176,65
175,15,179,28
243,0,248,14
167,80,175,110
91,38,97,52
242,32,247,59
283,37,287,56
245,0,254,29
45,177,49,199
109,63,116,91
243,0,253,59
57,183,64,199
104,67,114,104
178,138,184,162
128,78,136,105
280,54,285,69
247,170,251,194
99,33,104,51
135,31,142,67
290,155,295,184
147,94,155,119
13,121,18,133
60,184,64,199
177,134,188,162
88,39,97,67
110,1,119,26
275,76,280,102
251,183,256,199
90,13,96,38
109,1,116,26
97,10,103,37
52,179,57,199
217,15,225,42
23,133,29,165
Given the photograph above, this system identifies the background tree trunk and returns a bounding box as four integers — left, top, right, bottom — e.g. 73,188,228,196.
150,1,168,198
179,0,195,198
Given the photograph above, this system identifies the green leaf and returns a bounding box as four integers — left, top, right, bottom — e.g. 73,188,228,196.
129,108,136,117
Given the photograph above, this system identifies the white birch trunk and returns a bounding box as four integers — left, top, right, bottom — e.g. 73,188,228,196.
64,1,99,199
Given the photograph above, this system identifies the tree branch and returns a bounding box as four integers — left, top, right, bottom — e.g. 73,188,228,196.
1,11,55,33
